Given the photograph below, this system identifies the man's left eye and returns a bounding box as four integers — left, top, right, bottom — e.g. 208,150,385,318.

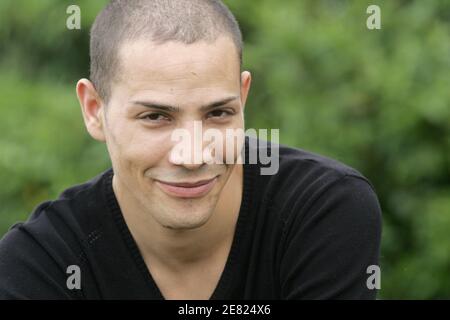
207,109,233,119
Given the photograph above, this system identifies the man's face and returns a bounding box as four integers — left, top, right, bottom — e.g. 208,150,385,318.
102,37,250,230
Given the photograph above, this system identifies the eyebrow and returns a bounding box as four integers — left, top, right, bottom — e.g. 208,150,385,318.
131,96,239,113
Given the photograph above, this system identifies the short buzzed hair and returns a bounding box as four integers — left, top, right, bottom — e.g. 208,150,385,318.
89,0,243,102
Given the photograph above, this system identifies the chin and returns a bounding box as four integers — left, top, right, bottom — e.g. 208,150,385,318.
159,202,216,230
161,215,211,230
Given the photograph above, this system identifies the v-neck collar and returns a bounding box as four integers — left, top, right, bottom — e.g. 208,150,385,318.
105,138,256,299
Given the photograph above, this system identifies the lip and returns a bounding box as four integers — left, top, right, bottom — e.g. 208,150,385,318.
155,176,218,198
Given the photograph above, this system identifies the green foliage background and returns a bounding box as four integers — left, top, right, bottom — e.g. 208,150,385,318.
1,0,449,299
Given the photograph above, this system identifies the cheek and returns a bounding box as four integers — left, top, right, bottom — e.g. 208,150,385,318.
106,120,171,170
214,125,245,164
225,134,245,163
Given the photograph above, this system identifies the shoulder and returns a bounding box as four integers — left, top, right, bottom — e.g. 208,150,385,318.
248,140,382,298
4,168,111,248
0,169,111,299
250,138,381,225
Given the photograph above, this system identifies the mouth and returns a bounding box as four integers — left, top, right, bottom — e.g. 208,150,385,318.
155,176,219,198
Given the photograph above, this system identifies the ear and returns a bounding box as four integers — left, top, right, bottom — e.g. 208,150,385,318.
76,79,106,142
240,71,252,109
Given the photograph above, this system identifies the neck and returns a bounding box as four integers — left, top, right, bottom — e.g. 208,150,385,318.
113,164,243,271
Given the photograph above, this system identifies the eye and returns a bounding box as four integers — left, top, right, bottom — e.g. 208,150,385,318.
140,113,171,122
206,109,234,119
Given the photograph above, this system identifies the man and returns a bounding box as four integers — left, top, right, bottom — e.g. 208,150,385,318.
0,0,382,299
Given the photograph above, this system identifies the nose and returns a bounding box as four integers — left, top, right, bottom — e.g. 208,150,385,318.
169,120,210,170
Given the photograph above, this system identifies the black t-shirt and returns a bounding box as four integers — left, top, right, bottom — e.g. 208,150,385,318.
0,137,382,299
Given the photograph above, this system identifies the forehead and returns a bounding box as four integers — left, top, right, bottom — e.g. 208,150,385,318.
115,37,241,99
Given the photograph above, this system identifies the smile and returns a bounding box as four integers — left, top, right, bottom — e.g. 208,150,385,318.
155,176,218,198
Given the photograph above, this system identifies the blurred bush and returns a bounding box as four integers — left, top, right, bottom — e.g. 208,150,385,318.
0,0,449,298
